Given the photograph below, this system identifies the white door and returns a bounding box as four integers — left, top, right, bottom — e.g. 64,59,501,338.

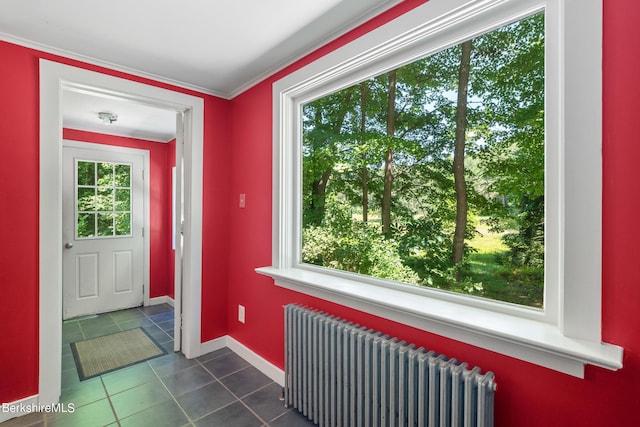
62,144,145,320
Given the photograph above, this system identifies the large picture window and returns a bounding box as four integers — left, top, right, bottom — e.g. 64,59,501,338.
301,12,544,308
258,0,622,377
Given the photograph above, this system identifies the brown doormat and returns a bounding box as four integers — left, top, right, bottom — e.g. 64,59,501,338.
70,327,168,380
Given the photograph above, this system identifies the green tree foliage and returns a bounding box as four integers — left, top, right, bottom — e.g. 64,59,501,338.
75,161,132,238
301,12,545,306
303,195,420,283
302,89,357,226
473,14,545,269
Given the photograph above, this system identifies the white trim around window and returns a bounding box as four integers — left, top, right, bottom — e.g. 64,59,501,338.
256,0,623,377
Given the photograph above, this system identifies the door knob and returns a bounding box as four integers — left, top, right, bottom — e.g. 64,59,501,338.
65,242,73,249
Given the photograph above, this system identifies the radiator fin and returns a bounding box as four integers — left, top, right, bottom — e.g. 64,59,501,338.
284,304,496,427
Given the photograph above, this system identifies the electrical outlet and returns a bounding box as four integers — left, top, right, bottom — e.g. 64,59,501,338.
238,304,245,323
239,193,246,208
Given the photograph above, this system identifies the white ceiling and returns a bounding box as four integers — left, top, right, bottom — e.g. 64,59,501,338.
0,0,398,98
63,89,178,142
0,0,398,142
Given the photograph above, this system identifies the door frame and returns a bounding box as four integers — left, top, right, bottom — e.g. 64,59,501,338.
39,60,205,405
62,141,151,315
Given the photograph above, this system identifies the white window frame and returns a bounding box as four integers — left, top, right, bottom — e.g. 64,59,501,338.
256,0,623,377
75,159,134,239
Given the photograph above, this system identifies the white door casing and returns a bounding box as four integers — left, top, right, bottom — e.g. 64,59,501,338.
173,112,184,352
62,144,145,319
39,60,204,407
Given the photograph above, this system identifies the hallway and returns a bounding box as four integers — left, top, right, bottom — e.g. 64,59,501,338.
2,304,312,426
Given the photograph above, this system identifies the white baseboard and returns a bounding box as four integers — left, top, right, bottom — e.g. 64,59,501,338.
149,296,175,307
0,394,39,423
199,336,228,355
198,335,284,387
225,336,285,387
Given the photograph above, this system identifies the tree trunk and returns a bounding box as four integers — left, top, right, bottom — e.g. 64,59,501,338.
309,168,332,224
452,40,473,280
308,106,332,225
382,70,397,237
360,82,369,222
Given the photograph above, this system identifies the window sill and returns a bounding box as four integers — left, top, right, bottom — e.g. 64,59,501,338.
256,266,623,378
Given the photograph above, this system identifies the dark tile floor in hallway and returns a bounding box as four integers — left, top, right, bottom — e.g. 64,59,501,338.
2,304,313,427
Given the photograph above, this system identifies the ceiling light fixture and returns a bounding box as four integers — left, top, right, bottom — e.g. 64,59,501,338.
98,111,118,124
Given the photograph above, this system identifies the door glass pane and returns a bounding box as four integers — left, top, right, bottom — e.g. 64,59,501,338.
97,188,114,211
97,162,114,186
115,164,131,187
115,189,130,211
77,213,95,238
115,213,131,236
77,161,95,186
97,212,114,236
77,187,95,211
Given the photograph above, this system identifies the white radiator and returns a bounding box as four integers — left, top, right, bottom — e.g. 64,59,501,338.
284,304,496,427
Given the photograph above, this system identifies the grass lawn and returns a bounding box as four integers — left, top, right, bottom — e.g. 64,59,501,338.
464,223,543,308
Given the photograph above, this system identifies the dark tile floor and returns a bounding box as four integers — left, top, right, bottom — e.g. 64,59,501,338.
2,304,313,427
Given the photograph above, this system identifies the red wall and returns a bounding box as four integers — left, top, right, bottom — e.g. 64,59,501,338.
0,40,230,403
2,1,639,424
200,95,231,342
62,129,174,299
0,40,40,405
226,0,640,425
